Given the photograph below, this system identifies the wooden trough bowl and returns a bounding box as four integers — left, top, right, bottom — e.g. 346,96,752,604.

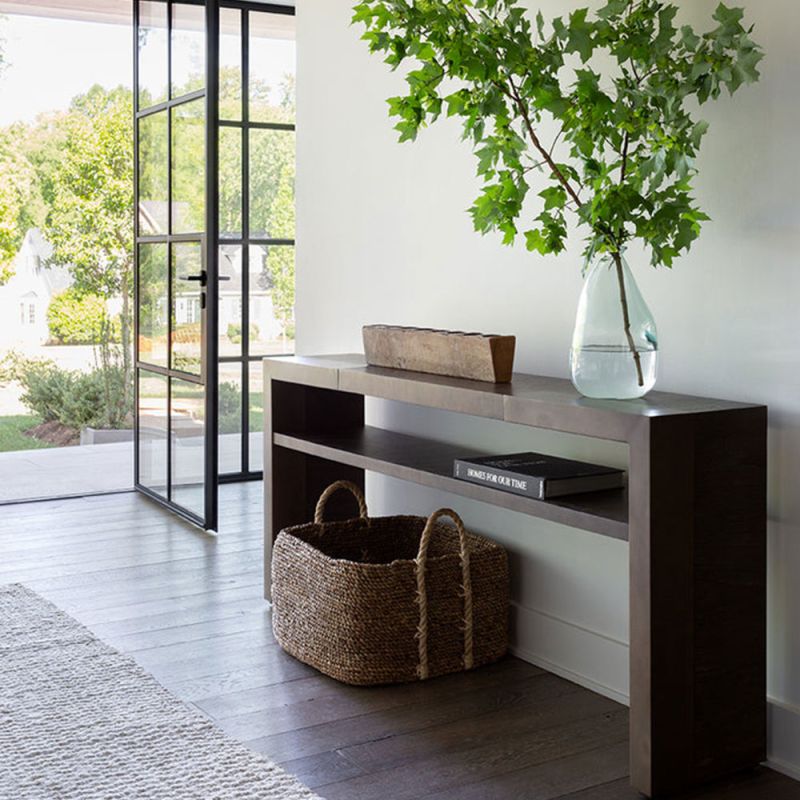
362,325,516,384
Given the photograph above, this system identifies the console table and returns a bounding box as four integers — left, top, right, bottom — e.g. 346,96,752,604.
262,353,767,798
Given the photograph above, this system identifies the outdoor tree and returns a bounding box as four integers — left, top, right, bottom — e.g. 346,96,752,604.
0,17,57,285
17,112,69,224
3,63,296,375
218,67,297,337
352,0,763,384
0,115,69,286
266,172,296,336
250,73,296,337
0,132,38,284
44,84,134,411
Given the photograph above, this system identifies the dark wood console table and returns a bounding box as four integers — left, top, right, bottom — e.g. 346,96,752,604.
263,353,767,798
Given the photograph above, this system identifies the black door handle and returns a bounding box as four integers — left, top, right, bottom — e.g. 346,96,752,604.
179,272,231,286
180,272,207,287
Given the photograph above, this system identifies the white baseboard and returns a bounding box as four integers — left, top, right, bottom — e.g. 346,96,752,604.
767,756,800,783
509,603,800,784
510,644,630,707
509,601,629,707
767,700,800,781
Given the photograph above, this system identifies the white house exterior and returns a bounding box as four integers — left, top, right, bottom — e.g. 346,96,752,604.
0,229,72,348
218,243,285,350
0,228,287,353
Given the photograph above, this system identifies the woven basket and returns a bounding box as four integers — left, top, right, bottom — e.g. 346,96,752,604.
271,481,509,686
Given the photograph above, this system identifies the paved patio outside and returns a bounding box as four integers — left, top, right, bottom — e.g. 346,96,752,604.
0,441,133,502
0,432,262,504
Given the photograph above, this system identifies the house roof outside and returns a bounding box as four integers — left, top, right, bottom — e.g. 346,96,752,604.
12,227,272,299
23,228,72,296
219,243,272,295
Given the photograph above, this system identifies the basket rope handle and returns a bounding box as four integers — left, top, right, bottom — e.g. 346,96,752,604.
415,508,474,680
314,481,368,525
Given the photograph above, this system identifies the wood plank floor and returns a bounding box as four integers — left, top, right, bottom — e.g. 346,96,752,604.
1,483,797,800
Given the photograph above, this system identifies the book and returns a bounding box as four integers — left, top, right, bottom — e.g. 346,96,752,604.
453,452,625,500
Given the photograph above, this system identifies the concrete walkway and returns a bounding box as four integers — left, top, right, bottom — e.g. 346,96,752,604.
0,432,263,503
0,441,133,502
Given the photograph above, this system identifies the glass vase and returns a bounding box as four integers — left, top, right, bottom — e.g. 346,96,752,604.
570,252,658,400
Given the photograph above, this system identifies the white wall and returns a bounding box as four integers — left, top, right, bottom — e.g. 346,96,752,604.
296,0,800,776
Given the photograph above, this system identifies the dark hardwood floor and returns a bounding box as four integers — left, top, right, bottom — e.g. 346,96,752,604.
0,483,797,800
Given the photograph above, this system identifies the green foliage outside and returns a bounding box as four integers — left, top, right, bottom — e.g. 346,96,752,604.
352,0,763,385
218,381,264,435
2,354,131,432
47,288,120,345
0,111,68,285
142,66,297,338
2,75,296,340
0,415,53,453
265,178,296,333
0,131,38,284
0,83,136,427
45,85,135,407
171,352,202,374
219,380,242,434
227,322,260,345
0,53,296,448
249,391,264,431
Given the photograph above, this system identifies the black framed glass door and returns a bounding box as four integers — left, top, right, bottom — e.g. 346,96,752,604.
134,0,220,528
217,4,296,481
133,0,294,526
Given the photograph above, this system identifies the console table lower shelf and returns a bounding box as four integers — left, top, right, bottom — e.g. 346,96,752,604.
262,354,767,799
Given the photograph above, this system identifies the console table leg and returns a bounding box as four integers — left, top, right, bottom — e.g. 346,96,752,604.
629,410,767,797
263,379,365,600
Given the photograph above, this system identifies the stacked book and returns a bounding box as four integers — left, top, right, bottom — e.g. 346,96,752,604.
453,452,624,500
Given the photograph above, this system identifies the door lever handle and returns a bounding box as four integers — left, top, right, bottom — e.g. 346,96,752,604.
179,272,232,286
180,272,207,287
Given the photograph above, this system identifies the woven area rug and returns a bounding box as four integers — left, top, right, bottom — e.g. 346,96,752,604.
0,584,320,800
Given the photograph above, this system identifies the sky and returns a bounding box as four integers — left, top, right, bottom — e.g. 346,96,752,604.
0,13,295,128
0,15,132,126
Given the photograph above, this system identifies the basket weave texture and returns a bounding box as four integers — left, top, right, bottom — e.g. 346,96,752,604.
271,481,509,686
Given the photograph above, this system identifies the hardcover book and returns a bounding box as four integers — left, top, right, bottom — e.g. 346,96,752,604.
453,452,624,500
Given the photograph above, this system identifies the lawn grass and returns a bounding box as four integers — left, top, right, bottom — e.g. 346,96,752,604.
0,415,53,453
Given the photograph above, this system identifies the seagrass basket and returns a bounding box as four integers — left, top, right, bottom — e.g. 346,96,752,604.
271,481,509,686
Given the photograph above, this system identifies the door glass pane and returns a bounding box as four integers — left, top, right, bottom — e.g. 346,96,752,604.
219,245,241,357
249,129,294,239
220,8,242,121
172,242,203,376
249,13,295,124
172,99,206,234
249,244,294,355
138,370,168,497
171,377,205,517
249,361,264,472
172,2,205,98
138,111,168,234
219,126,242,239
219,363,242,475
138,243,169,367
138,0,168,108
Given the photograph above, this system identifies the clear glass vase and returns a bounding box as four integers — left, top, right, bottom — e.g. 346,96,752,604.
570,252,658,400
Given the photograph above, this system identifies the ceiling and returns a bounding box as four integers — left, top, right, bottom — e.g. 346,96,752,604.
0,0,130,24
0,1,294,26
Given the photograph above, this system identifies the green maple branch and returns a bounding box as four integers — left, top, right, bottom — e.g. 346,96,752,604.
504,77,583,209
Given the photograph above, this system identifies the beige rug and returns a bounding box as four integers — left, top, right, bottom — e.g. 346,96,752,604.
0,584,320,800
